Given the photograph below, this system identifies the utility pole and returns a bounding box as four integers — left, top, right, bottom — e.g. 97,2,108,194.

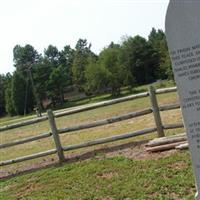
24,69,29,116
28,66,42,117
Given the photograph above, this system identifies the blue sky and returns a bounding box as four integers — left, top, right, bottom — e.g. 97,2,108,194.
0,0,169,74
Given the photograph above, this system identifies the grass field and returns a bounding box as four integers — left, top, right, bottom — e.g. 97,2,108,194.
0,90,183,172
1,80,195,199
0,151,196,200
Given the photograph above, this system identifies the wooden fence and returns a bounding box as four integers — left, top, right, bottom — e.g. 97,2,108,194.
0,86,184,166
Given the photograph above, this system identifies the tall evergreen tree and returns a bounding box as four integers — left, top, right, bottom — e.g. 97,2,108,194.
47,65,70,105
13,44,41,71
3,73,16,116
148,28,172,79
43,45,74,105
0,74,6,116
13,44,41,113
72,39,95,91
59,45,75,86
44,45,60,66
121,35,158,85
11,71,29,115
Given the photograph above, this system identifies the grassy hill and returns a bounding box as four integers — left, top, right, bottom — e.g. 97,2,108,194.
0,81,196,199
0,151,195,200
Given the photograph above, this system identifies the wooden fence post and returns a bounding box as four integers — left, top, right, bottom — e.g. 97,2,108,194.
149,85,165,137
47,109,65,163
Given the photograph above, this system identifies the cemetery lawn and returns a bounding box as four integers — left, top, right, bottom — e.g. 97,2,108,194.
1,80,194,199
0,151,196,200
1,79,183,177
0,90,183,175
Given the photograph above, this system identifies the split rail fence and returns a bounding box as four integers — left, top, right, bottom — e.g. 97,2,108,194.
0,86,184,166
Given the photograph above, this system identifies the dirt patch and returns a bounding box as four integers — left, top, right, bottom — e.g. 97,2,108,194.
17,182,42,200
96,171,118,180
167,160,188,170
150,192,181,200
169,192,181,200
0,183,16,193
99,196,115,200
0,140,182,180
105,143,177,161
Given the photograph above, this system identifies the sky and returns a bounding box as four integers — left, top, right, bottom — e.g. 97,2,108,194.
0,0,169,74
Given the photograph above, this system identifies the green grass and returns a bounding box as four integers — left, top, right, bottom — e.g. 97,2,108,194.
0,151,196,200
0,89,183,174
0,80,195,199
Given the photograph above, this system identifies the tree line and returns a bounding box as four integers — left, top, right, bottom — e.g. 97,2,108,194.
0,28,173,116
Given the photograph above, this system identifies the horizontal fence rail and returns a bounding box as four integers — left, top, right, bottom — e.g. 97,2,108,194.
62,127,157,152
0,92,147,132
155,87,177,94
0,108,153,150
0,116,48,132
1,85,185,168
0,132,52,149
0,86,178,133
59,108,153,134
0,149,57,167
55,92,149,118
0,103,182,150
159,103,180,111
163,123,184,129
0,127,157,167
